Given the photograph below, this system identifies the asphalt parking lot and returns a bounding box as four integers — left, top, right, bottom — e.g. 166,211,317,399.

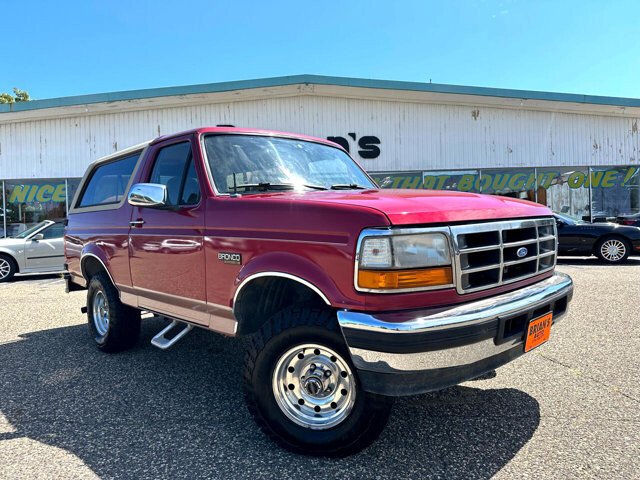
0,260,638,479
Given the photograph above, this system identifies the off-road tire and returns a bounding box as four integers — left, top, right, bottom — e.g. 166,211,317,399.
0,254,17,283
87,272,141,352
594,235,630,264
243,305,393,456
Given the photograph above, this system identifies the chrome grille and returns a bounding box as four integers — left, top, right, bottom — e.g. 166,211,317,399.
451,218,557,294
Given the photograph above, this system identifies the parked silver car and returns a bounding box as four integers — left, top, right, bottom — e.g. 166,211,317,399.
0,220,65,282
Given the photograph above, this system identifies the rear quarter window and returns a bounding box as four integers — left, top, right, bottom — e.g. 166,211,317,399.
77,153,140,208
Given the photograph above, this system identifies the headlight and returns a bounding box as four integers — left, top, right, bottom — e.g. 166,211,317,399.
357,232,453,292
391,234,451,268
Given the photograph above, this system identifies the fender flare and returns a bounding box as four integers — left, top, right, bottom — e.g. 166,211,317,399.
234,271,331,307
231,252,347,315
80,246,117,288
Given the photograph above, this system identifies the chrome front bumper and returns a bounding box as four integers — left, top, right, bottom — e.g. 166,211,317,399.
337,272,573,396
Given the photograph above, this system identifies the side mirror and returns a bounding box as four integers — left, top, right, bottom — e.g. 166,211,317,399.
128,183,167,208
555,220,565,228
32,233,44,241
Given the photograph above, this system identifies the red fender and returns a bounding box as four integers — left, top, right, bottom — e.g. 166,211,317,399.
232,251,360,311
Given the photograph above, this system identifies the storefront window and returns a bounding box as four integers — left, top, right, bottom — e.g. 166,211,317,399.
370,171,423,189
2,179,69,237
421,170,481,192
1,177,83,237
480,168,536,201
535,167,590,220
372,170,482,192
590,166,640,221
0,166,638,237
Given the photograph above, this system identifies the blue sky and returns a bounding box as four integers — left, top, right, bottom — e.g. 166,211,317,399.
2,0,639,100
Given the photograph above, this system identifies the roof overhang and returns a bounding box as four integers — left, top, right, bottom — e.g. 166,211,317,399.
1,74,639,124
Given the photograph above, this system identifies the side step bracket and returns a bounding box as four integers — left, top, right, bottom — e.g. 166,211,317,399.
151,319,193,350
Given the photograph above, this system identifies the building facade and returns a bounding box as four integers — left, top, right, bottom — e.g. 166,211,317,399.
1,75,639,237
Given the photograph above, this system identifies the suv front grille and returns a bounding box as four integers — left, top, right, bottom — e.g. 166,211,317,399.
451,218,557,294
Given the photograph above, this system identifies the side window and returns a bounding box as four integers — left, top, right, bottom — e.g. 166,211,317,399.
78,153,140,207
41,223,64,239
149,142,200,206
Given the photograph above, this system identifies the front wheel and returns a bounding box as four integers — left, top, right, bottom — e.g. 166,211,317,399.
243,305,393,456
0,255,17,283
595,236,630,264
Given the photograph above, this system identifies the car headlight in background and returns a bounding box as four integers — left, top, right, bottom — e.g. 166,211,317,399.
357,232,453,291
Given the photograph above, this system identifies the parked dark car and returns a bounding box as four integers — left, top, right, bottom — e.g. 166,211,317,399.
616,212,640,227
555,213,640,263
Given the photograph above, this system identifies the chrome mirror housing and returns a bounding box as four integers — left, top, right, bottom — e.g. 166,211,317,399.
128,183,167,208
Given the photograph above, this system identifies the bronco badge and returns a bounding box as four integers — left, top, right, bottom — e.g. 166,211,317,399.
218,252,242,265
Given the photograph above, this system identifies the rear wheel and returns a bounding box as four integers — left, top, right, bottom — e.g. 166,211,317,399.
243,305,393,456
0,255,17,283
87,272,141,352
595,236,630,264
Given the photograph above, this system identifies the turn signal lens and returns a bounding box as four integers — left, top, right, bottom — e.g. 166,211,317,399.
358,266,453,290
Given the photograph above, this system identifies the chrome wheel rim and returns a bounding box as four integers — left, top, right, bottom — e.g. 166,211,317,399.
92,290,109,336
601,239,626,262
0,258,10,279
272,344,356,430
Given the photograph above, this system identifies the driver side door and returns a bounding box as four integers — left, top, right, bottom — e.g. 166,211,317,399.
128,136,209,325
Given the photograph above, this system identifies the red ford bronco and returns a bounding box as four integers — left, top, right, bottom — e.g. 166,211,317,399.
65,127,573,456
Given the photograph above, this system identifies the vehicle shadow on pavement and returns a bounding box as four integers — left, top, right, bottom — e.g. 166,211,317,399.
0,318,540,479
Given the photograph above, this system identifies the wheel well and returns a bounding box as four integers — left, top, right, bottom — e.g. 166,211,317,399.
234,276,329,335
81,255,111,284
0,253,18,272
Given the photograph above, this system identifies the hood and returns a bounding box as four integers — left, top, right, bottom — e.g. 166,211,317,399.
0,237,26,249
291,189,552,225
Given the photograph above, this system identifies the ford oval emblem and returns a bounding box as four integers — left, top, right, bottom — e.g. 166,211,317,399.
516,247,528,258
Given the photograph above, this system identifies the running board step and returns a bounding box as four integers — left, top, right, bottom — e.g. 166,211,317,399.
151,320,193,350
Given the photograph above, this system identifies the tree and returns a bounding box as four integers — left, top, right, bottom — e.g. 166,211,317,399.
0,88,31,104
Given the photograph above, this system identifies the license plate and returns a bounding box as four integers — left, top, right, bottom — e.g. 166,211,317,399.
524,312,553,352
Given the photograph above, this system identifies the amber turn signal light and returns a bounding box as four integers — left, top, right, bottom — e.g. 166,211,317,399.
358,266,453,290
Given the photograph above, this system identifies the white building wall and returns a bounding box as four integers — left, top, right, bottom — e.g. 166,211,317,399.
1,95,639,179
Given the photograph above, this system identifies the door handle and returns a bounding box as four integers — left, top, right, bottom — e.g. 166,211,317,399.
130,219,145,227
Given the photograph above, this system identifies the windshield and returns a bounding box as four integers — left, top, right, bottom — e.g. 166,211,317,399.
14,221,51,238
203,135,376,194
554,212,583,225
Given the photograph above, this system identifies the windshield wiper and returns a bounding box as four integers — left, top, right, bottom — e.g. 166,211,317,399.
300,184,328,191
330,184,369,190
233,182,327,193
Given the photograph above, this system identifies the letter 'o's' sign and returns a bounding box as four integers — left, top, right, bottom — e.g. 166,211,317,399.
326,133,381,159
